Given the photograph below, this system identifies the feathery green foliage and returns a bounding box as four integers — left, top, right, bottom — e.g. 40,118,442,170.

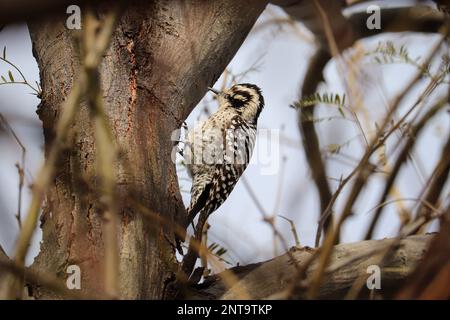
367,41,450,84
292,92,347,117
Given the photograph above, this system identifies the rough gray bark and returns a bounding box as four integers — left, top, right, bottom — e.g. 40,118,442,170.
190,235,433,299
27,0,267,299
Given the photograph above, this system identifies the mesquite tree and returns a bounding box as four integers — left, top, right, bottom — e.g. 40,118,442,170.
0,0,448,300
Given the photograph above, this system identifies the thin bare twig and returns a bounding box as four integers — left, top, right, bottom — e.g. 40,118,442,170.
0,53,41,95
0,256,99,299
345,206,445,299
278,215,301,247
272,156,287,216
0,112,26,228
364,97,447,239
312,0,369,147
308,33,446,299
128,197,250,299
84,7,121,298
241,177,300,271
298,48,334,247
5,5,119,299
414,129,450,223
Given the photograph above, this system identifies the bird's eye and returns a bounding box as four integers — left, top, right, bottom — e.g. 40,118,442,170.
228,97,246,109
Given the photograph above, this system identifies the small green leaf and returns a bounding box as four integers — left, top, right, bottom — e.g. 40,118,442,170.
8,70,14,82
327,144,341,154
2,46,5,59
1,75,6,82
216,248,227,256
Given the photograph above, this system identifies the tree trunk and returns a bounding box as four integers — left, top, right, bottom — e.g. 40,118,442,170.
27,0,267,299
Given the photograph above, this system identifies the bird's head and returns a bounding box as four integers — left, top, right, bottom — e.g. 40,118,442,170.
209,83,265,124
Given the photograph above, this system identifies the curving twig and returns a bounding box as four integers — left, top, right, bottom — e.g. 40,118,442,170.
83,7,121,298
0,112,26,228
364,97,447,239
0,50,41,95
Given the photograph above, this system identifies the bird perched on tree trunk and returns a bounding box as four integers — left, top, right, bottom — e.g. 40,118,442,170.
181,83,265,277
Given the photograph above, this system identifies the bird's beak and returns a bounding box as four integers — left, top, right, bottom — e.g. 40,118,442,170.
208,87,220,95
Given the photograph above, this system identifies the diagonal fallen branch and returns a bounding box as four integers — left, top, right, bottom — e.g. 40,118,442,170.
190,234,433,300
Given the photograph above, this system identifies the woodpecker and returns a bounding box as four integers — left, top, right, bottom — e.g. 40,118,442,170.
183,83,265,238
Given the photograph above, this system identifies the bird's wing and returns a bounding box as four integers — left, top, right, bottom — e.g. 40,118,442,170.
186,171,214,225
186,115,256,225
185,121,220,225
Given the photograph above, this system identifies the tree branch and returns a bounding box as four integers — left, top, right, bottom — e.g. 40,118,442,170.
398,207,450,299
298,49,334,246
0,0,136,25
365,98,447,240
191,234,433,299
273,1,444,51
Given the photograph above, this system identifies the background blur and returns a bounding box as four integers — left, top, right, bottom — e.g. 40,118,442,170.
0,1,448,267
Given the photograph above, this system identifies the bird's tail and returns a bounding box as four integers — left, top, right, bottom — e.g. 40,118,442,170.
181,210,209,278
174,207,197,255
